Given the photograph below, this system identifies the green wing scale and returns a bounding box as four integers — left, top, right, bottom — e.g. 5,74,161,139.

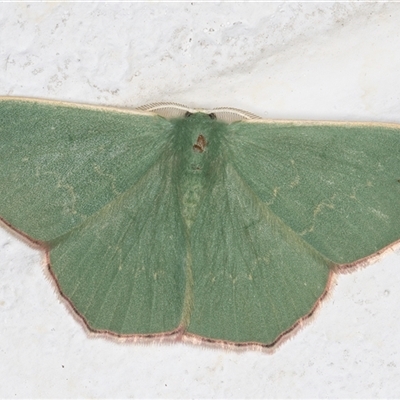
0,97,399,347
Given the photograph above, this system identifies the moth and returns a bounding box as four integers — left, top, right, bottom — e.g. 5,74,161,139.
0,97,399,348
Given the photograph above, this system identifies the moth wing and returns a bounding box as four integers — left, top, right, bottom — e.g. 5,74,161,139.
226,120,400,264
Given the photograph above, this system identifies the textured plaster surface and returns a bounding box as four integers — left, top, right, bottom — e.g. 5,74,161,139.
0,3,400,398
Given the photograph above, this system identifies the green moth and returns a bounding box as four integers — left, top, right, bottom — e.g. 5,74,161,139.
0,97,399,348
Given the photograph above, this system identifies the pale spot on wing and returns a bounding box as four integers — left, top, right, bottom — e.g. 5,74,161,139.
349,187,359,201
56,181,78,216
289,159,300,188
266,187,280,206
289,175,300,188
313,196,336,217
369,208,389,220
93,164,121,197
300,195,336,236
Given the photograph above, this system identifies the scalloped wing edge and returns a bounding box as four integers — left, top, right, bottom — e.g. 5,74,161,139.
1,213,399,352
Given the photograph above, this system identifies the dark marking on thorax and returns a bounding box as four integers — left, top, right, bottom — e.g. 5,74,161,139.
193,135,207,153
